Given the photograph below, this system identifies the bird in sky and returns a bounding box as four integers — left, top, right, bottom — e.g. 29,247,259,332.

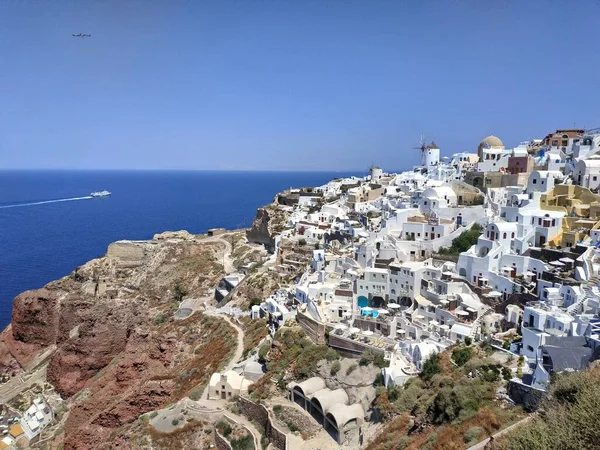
72,33,91,38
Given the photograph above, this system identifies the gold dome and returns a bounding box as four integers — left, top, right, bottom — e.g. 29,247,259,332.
478,135,505,159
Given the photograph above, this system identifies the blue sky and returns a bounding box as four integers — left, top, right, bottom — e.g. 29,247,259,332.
1,1,598,171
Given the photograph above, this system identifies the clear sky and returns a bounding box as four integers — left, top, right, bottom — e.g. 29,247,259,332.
1,1,599,171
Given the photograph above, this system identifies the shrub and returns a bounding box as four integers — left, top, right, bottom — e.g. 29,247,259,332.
437,223,483,255
346,364,357,375
249,298,261,308
153,313,165,325
360,350,376,366
298,238,307,246
149,411,158,419
171,419,179,426
452,347,473,366
421,353,441,381
216,421,232,437
173,279,188,302
273,405,282,417
464,426,485,444
464,336,473,346
189,386,204,401
330,360,341,375
230,434,254,450
258,343,270,362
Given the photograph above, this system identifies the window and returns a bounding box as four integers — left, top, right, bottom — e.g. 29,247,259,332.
533,179,537,184
503,233,507,239
511,232,515,238
527,345,534,352
594,176,598,181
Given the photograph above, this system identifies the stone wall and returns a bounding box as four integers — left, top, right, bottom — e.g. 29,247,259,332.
296,311,325,344
328,334,385,358
107,241,147,267
214,428,233,450
238,396,288,450
508,380,545,411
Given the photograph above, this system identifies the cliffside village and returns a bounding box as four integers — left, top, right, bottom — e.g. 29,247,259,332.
212,129,600,440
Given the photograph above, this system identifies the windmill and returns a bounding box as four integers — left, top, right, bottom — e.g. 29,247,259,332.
413,134,427,166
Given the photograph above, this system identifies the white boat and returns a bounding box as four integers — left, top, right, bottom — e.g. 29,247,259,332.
90,190,111,197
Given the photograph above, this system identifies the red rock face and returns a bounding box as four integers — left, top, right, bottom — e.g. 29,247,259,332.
11,288,60,346
47,301,136,397
0,235,235,450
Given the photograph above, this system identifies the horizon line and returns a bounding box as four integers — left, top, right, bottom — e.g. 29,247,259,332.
0,168,375,173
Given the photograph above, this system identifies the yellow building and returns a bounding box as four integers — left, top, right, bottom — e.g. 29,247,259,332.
541,184,600,247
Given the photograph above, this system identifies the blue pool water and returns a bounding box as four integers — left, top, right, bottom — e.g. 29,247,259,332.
0,170,357,329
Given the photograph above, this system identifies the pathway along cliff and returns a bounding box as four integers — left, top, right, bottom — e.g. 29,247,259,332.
0,228,264,450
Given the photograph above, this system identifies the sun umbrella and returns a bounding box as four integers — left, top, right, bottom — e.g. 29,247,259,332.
377,309,389,315
362,330,374,336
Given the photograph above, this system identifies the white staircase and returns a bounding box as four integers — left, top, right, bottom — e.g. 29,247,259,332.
469,306,494,339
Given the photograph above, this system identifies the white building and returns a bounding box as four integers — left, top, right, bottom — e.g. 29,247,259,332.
208,371,253,400
574,157,600,190
521,302,574,360
20,398,53,440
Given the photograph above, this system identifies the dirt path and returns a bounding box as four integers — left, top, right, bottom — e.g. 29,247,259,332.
0,364,47,404
195,312,245,403
466,415,534,450
200,234,235,274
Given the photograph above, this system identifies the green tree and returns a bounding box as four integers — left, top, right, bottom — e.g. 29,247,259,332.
421,353,442,381
173,279,188,302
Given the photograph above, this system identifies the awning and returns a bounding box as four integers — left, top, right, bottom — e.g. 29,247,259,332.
377,309,389,315
361,306,374,312
415,295,432,307
430,320,440,326
362,330,374,336
397,329,406,334
455,310,469,316
550,260,565,267
560,257,575,264
413,314,424,319
501,266,514,272
388,303,401,309
335,323,348,330
439,324,450,330
349,327,360,334
485,291,502,297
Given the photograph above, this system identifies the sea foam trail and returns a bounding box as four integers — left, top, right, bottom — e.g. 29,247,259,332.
0,196,94,209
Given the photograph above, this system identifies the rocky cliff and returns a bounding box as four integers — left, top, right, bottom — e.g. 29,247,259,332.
246,203,291,252
0,231,237,450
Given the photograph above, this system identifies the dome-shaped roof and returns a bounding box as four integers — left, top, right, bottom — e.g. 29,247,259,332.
479,135,504,149
478,135,504,158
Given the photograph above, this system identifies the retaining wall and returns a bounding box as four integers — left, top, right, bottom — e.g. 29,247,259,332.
238,396,288,450
214,428,233,450
296,311,325,344
508,380,545,411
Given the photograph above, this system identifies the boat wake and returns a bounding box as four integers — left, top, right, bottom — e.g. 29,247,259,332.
0,196,94,209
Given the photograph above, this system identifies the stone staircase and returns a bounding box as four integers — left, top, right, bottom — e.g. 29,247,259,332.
567,249,600,314
469,306,494,339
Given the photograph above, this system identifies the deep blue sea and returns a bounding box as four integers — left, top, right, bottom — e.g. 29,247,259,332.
0,170,357,329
